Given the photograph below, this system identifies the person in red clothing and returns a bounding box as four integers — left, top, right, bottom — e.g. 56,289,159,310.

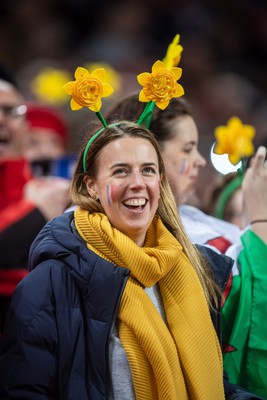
0,77,71,335
0,79,31,210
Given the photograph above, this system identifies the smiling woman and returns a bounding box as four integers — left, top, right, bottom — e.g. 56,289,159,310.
72,122,177,250
83,136,160,246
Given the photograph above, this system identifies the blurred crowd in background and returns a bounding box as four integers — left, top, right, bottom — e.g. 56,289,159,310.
1,0,267,202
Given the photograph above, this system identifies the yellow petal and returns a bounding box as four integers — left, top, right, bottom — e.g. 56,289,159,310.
137,72,150,86
102,83,114,97
139,90,150,102
152,60,165,73
170,67,182,80
71,98,83,110
245,126,256,140
174,84,185,97
228,117,241,130
156,100,170,110
214,126,225,141
230,116,240,124
213,142,225,155
75,67,89,80
63,81,74,95
91,68,106,81
229,153,240,165
245,142,255,156
89,99,102,112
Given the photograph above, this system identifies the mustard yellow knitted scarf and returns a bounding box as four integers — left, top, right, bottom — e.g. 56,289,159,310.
74,207,224,400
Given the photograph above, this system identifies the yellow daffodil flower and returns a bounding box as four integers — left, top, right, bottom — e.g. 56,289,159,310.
163,34,183,69
137,60,184,110
214,116,255,165
63,67,114,112
31,68,72,105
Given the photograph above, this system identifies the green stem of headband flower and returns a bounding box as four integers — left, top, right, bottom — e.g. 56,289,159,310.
137,101,156,128
95,111,108,128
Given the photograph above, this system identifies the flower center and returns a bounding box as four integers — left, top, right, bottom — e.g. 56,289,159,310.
149,71,176,101
74,77,103,106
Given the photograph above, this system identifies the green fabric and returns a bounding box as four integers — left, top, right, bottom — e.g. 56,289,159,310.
222,229,267,398
137,101,156,128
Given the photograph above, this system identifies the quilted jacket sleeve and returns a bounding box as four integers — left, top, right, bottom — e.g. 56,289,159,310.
0,263,59,399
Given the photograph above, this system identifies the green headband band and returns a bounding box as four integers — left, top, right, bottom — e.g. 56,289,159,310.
82,122,123,172
215,174,244,220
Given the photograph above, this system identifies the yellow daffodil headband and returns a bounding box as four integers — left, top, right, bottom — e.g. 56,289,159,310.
213,116,255,219
63,34,184,172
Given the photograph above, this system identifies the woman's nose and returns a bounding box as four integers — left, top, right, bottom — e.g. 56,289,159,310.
129,171,146,189
196,151,206,168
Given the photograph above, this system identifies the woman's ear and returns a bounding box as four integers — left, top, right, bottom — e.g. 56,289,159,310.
84,176,98,200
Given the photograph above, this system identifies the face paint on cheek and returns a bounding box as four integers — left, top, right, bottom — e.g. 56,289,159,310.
180,159,190,176
106,185,112,205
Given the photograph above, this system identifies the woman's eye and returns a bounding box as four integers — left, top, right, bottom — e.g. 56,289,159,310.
113,168,127,175
183,147,193,154
143,166,156,174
